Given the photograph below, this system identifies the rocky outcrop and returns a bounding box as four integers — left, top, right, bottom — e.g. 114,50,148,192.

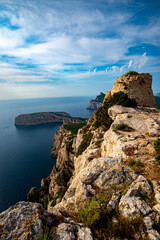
15,112,86,126
3,73,160,239
87,92,105,110
0,201,63,240
56,223,93,240
0,201,93,240
101,105,160,167
53,157,137,213
104,73,156,107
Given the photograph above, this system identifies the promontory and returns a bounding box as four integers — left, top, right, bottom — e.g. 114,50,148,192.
15,111,86,126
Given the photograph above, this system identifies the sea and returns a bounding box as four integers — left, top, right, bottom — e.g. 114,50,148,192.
0,96,94,213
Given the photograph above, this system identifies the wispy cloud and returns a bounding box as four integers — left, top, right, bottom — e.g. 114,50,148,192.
0,0,159,98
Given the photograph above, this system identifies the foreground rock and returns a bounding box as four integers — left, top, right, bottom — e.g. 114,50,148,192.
0,201,93,240
53,157,137,213
0,202,44,239
56,223,93,240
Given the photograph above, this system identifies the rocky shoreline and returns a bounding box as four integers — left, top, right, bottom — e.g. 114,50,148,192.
1,72,160,239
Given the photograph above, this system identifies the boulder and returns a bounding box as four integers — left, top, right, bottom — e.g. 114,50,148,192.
0,202,43,240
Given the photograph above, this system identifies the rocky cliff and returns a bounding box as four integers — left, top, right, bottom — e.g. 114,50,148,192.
87,92,105,110
104,72,156,108
1,73,160,240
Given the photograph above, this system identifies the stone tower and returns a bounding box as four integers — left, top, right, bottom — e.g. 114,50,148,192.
104,73,156,107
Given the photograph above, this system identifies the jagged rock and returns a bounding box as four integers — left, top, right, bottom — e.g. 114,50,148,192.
0,201,44,240
153,182,160,215
87,100,102,110
104,73,156,107
56,223,93,240
49,126,75,197
119,175,152,217
50,126,65,158
108,105,137,121
143,216,160,240
108,191,121,210
27,187,40,202
53,157,137,213
101,106,160,163
87,92,105,110
128,175,153,196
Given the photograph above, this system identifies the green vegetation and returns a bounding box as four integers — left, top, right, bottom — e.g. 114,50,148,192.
124,71,138,75
76,131,93,157
127,159,144,174
154,138,160,164
63,123,86,134
123,82,128,90
95,91,137,128
113,123,134,132
51,188,67,207
77,190,147,239
35,228,51,240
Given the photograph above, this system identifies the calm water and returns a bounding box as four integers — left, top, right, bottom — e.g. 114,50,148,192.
0,96,93,213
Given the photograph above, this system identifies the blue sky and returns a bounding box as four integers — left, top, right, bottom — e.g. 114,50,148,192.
0,0,160,99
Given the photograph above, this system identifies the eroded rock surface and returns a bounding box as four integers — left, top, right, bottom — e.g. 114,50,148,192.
53,157,137,213
104,73,156,107
0,202,43,240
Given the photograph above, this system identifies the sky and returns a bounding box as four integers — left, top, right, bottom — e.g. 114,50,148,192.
0,0,160,100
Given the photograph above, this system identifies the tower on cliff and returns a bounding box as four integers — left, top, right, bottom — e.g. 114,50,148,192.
104,72,156,108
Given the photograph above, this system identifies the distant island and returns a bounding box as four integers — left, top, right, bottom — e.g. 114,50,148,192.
87,92,105,110
15,112,87,126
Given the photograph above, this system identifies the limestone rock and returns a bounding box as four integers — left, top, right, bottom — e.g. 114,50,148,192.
87,100,102,110
56,223,93,240
0,201,43,240
53,157,137,213
87,92,105,110
143,216,160,240
101,106,160,161
119,175,152,217
104,73,156,108
108,105,137,121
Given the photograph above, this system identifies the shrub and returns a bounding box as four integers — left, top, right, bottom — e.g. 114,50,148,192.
77,190,148,239
94,91,137,129
78,192,111,226
154,138,160,154
106,91,137,108
124,71,138,75
35,228,51,240
154,138,160,164
76,131,93,157
155,155,160,165
113,123,134,132
63,123,86,135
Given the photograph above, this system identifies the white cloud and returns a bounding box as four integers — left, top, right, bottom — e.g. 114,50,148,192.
128,60,132,68
0,0,159,99
138,52,148,69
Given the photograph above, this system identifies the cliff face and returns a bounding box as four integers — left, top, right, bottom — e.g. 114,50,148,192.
104,73,156,107
1,73,160,240
87,92,105,110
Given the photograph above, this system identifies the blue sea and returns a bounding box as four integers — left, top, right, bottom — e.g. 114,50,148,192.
0,96,93,213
